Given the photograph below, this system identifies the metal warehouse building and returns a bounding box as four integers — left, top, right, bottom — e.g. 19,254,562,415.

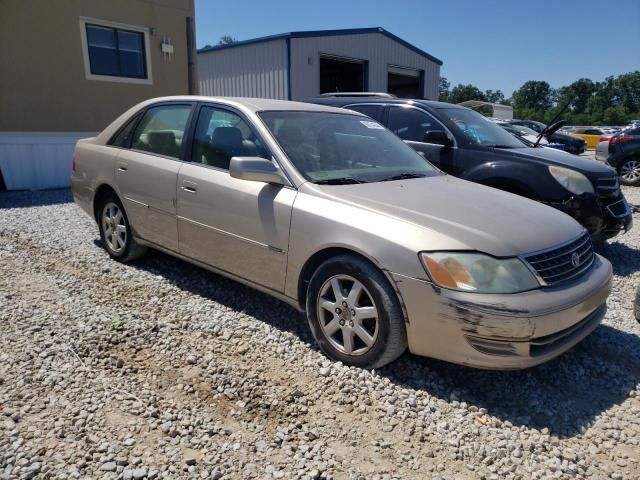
197,27,442,101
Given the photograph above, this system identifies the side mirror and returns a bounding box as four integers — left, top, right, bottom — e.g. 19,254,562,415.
229,157,288,185
422,130,453,148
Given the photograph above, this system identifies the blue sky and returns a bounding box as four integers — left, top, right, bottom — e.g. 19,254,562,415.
195,0,640,98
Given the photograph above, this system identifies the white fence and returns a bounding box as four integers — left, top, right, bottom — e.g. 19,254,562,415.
0,132,96,191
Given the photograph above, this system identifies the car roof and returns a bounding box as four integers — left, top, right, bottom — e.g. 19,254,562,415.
144,95,358,114
305,96,465,110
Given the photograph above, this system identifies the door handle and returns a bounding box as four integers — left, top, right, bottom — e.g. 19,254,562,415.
117,162,128,172
182,180,197,193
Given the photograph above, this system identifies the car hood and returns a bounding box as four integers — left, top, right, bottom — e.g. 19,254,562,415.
310,175,584,258
496,146,615,176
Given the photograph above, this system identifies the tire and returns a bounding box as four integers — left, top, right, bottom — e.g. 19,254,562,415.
305,254,407,369
618,158,640,186
97,193,147,262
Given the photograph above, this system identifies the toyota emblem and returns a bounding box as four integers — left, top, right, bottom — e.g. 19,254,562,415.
571,252,580,268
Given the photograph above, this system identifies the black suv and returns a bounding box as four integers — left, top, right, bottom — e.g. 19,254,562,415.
307,95,632,241
606,127,640,186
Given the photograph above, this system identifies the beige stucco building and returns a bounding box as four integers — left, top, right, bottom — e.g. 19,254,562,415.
0,0,197,190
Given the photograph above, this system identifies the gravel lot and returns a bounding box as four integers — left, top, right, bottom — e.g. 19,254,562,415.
1,187,639,480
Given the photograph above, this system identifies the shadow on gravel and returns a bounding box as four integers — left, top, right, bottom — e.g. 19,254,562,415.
380,324,640,439
129,248,314,343
124,244,639,440
0,188,73,209
600,240,640,277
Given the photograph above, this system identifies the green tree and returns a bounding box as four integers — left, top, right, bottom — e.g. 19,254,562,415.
558,78,597,114
439,77,451,102
615,71,640,113
448,84,486,104
484,89,505,104
218,36,237,45
512,81,556,111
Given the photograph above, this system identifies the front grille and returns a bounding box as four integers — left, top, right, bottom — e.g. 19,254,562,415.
596,177,621,199
523,232,595,286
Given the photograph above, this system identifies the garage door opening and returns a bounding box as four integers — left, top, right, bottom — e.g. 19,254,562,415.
387,67,423,98
320,56,366,94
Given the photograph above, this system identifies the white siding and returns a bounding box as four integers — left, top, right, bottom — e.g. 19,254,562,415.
197,39,288,99
0,133,95,190
290,32,440,100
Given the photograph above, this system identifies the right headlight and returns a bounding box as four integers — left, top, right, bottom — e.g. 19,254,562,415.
548,166,594,195
420,252,540,294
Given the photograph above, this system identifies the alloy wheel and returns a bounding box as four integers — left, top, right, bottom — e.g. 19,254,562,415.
620,160,640,182
316,275,379,356
101,202,127,254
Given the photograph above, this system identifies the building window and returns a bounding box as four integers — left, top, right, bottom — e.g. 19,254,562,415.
86,24,146,78
79,17,152,84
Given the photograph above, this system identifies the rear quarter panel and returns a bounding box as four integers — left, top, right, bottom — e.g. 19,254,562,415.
71,139,118,218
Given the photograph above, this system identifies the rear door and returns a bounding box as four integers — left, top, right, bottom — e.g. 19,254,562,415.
176,103,296,292
115,102,194,251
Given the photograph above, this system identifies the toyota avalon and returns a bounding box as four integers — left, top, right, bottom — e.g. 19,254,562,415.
71,97,612,369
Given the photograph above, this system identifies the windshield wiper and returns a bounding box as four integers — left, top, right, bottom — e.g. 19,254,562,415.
314,177,367,185
379,172,427,182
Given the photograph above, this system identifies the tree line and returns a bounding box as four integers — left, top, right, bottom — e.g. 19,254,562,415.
439,71,640,126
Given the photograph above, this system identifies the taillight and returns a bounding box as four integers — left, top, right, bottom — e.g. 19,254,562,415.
599,136,609,142
610,136,633,145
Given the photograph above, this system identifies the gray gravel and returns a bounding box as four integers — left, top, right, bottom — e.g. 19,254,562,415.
1,187,639,479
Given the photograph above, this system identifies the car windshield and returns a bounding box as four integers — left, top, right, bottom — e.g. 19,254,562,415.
440,108,526,148
259,111,441,184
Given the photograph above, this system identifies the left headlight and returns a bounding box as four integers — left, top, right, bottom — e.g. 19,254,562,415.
548,166,594,195
420,252,540,294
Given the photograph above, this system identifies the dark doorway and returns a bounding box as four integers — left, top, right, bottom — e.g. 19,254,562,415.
320,56,365,94
388,70,422,98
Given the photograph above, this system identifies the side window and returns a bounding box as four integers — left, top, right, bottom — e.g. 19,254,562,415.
346,104,382,120
131,105,191,159
109,112,142,147
191,106,270,169
387,107,445,142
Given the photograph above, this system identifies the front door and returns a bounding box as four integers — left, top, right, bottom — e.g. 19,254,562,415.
177,104,296,292
385,105,456,174
115,103,193,251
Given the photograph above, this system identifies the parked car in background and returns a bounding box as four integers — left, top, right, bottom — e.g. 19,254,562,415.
569,127,605,149
595,136,611,163
606,127,640,185
307,95,632,241
72,96,613,370
509,119,586,155
495,122,549,146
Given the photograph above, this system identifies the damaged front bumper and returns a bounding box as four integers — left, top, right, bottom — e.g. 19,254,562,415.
547,189,632,242
393,254,612,369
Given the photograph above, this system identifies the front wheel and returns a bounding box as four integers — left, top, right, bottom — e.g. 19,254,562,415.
98,194,147,262
305,254,407,369
619,159,640,186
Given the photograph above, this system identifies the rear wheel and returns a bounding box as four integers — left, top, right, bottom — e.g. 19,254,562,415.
98,193,147,262
305,254,407,369
619,159,640,186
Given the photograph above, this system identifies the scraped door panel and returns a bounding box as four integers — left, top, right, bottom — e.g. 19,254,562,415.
177,163,296,292
115,149,180,250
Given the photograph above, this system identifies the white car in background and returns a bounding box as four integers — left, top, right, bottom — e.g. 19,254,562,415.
595,137,610,162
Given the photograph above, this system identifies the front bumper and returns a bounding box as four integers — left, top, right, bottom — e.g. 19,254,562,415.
393,254,612,369
547,190,632,241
